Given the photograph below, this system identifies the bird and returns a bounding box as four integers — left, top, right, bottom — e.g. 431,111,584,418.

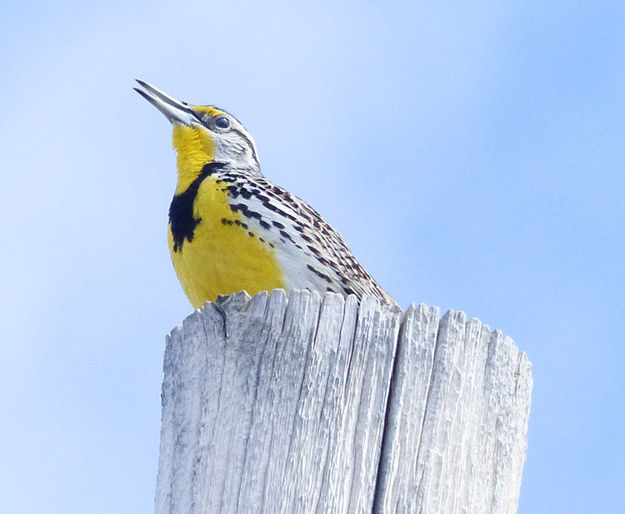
134,80,395,308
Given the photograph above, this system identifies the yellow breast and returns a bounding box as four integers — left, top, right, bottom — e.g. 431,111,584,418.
168,176,285,308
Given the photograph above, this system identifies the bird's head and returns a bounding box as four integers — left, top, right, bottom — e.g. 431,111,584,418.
135,80,260,192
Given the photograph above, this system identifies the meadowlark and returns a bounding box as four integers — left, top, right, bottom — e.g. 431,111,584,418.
135,80,395,308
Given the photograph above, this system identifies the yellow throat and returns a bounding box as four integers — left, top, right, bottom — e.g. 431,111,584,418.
167,119,284,308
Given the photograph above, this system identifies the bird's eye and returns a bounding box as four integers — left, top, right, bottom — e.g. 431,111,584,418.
215,116,230,129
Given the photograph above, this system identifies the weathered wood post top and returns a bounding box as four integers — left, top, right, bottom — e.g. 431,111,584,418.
155,289,532,513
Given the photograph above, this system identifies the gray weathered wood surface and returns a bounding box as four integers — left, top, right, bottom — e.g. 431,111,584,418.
155,290,532,514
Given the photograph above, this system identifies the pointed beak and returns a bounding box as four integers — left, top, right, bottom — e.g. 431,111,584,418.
134,80,199,126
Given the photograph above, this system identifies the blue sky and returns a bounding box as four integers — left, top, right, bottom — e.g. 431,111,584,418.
1,1,624,512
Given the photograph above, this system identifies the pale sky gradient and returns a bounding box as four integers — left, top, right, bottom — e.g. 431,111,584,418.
1,1,624,512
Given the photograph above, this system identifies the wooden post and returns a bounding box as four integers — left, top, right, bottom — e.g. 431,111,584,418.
155,290,532,514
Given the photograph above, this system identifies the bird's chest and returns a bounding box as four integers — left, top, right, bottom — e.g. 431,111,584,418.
167,176,284,307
